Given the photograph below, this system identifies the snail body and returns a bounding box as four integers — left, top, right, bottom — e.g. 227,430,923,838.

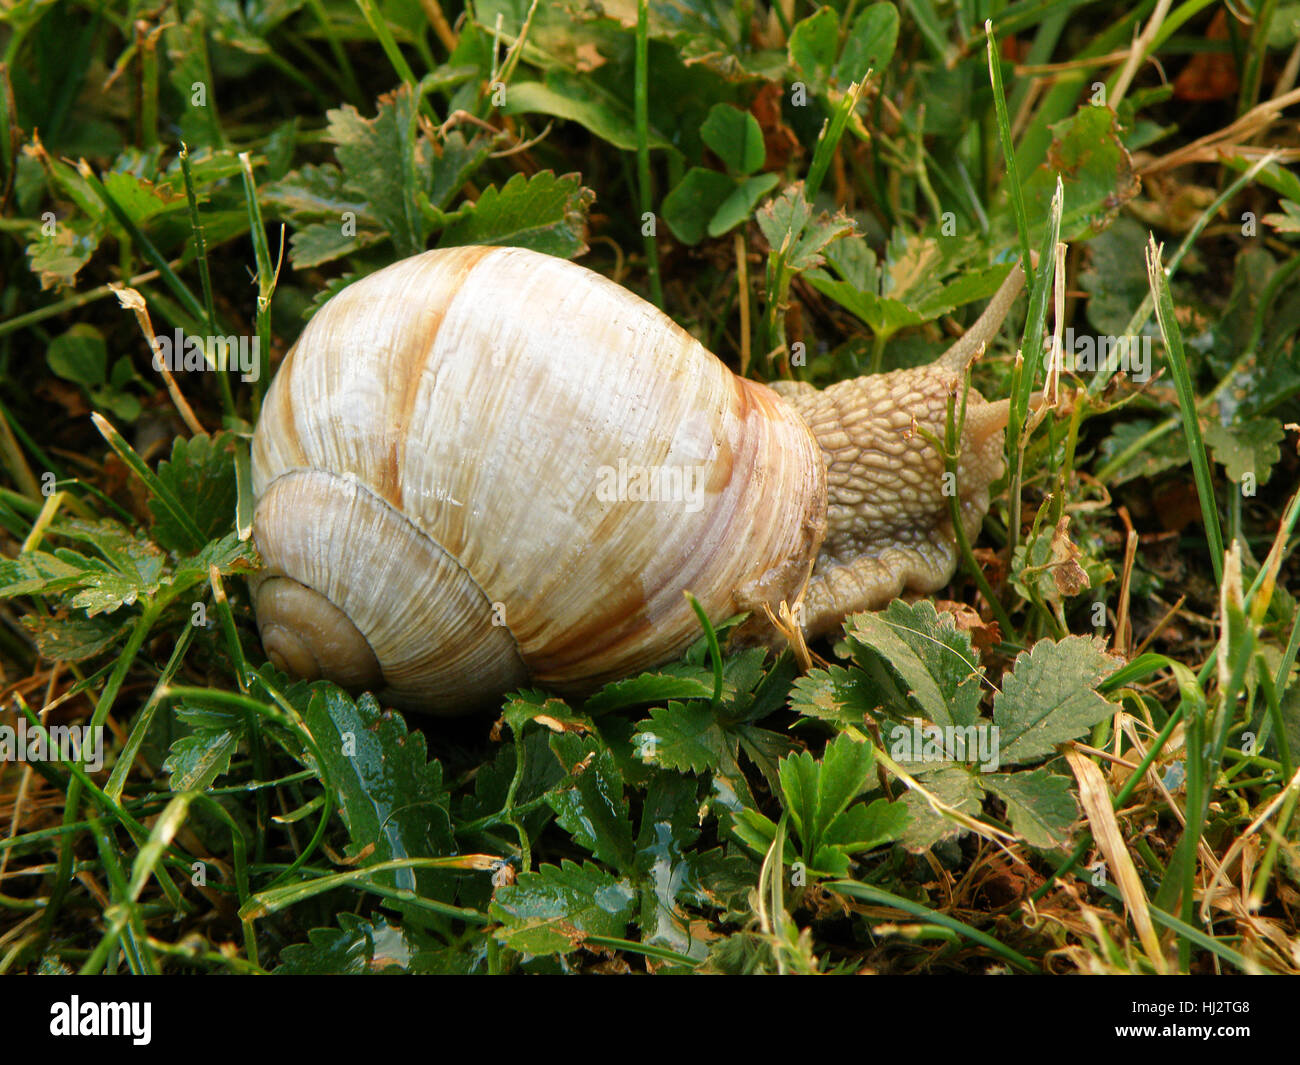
251,245,1022,713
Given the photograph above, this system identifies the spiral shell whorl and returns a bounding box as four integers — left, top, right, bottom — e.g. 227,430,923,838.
250,245,827,712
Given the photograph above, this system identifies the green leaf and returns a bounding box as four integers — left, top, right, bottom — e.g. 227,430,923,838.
583,666,716,716
504,72,672,152
326,88,429,257
439,170,594,258
1204,418,1284,486
635,775,704,956
1096,418,1190,484
835,3,899,87
774,734,901,871
47,324,107,387
787,6,838,90
708,173,780,237
788,665,877,725
811,733,876,841
28,220,101,290
822,797,911,852
1079,215,1150,336
778,750,820,849
427,131,493,212
0,549,102,601
501,690,593,737
1262,199,1300,235
992,636,1119,766
163,728,242,792
261,162,379,268
100,169,183,226
661,167,735,246
898,764,985,852
983,770,1078,849
490,860,637,955
20,611,129,661
700,103,765,175
841,600,984,728
303,688,454,898
277,914,431,974
996,105,1140,245
756,185,856,273
22,520,168,615
635,701,735,775
548,733,637,874
148,432,239,550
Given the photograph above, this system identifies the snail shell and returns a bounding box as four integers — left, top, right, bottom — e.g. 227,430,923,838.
251,245,828,712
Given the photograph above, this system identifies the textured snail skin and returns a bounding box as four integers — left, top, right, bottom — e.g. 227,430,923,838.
768,266,1022,639
250,245,1023,713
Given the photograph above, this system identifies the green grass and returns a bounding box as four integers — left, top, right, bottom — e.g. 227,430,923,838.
1,0,1298,975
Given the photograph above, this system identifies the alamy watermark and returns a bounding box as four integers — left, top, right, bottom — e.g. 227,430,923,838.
595,459,706,514
889,719,1001,773
50,996,151,1045
151,329,261,383
0,717,103,772
1043,329,1151,384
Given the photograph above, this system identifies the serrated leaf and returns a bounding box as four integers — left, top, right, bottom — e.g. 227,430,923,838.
842,600,984,728
635,775,703,955
286,221,385,269
548,733,636,873
983,770,1078,849
502,690,593,736
28,220,101,289
261,162,368,220
428,131,494,211
993,637,1119,766
274,913,473,974
635,701,735,774
583,666,716,715
148,432,239,550
1262,199,1300,234
778,749,820,848
788,664,876,724
1097,418,1190,484
682,848,758,915
811,733,876,841
163,728,241,791
20,611,128,661
996,105,1140,244
439,170,593,258
326,88,429,257
303,689,454,898
0,549,104,601
774,734,898,870
756,185,855,273
490,860,637,955
898,764,985,852
1204,418,1284,486
823,796,911,852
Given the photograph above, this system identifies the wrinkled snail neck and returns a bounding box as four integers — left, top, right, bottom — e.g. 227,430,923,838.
760,262,1028,640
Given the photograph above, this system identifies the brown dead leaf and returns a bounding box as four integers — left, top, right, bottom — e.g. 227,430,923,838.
1049,516,1091,597
1173,8,1239,102
573,42,605,72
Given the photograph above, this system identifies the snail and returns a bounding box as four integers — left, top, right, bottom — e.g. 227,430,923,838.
250,245,1024,713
